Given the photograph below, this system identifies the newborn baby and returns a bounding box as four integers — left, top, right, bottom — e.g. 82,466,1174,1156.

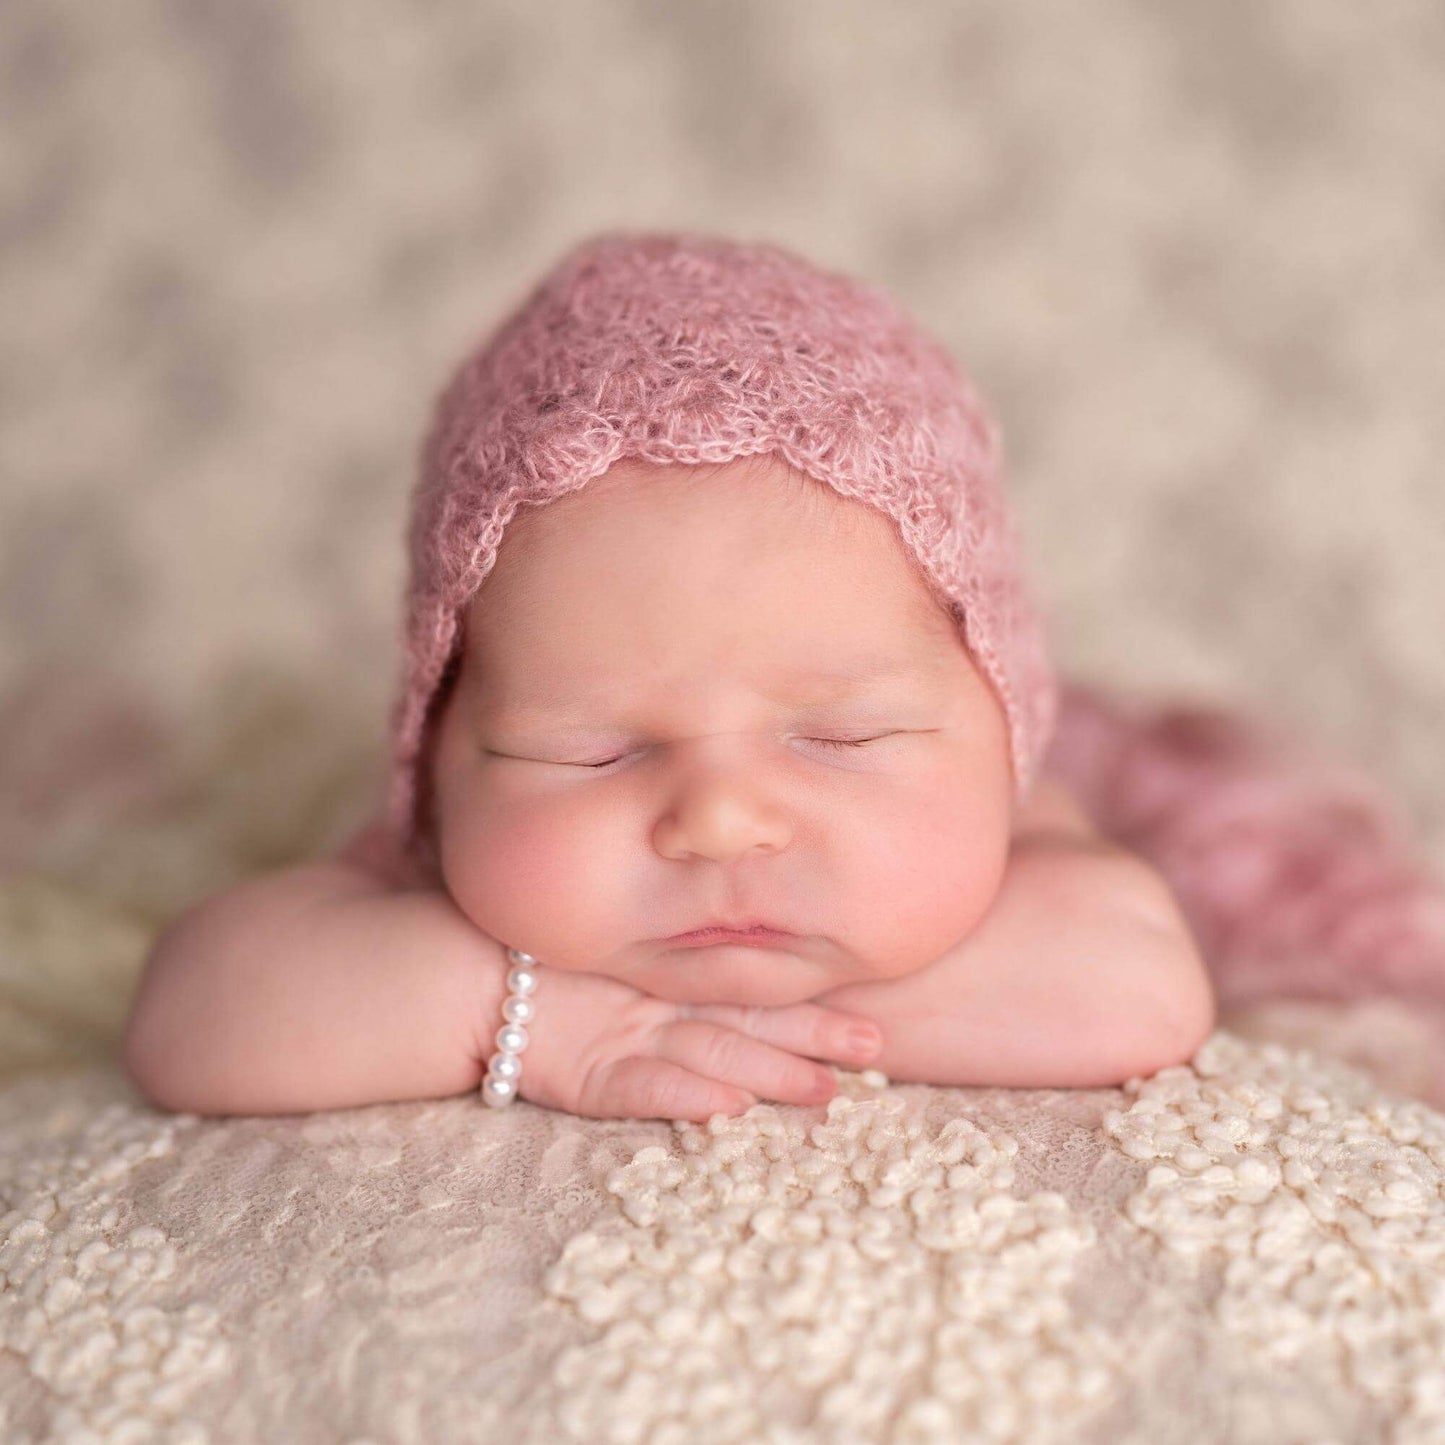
121,232,1216,1122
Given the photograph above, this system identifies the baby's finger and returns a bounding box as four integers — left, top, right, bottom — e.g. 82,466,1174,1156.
584,1052,756,1123
684,1000,882,1067
658,1018,842,1107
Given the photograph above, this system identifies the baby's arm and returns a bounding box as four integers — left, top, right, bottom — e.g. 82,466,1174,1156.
811,781,1218,1088
122,822,887,1121
121,830,508,1115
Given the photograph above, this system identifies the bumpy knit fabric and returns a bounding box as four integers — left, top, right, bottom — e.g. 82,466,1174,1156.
385,230,1058,878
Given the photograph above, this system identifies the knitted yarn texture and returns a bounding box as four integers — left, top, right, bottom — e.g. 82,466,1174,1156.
385,230,1059,878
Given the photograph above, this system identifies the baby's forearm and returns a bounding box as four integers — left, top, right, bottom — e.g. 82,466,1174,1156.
122,862,508,1115
813,843,1217,1089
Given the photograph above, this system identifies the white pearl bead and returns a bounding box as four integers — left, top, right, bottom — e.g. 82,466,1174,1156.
497,1022,529,1054
481,948,541,1109
502,995,536,1026
488,1052,522,1081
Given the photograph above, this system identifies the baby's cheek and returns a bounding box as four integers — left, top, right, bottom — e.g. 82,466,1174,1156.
839,786,1009,976
438,794,619,965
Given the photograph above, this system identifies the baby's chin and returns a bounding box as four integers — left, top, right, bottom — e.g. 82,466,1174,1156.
619,943,843,1009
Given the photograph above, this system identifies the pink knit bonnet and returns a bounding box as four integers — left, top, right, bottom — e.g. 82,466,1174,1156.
385,230,1060,878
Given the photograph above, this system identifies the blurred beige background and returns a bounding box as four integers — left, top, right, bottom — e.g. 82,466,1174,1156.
2,1,1443,1069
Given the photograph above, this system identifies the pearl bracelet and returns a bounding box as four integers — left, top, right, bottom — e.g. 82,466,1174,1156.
481,947,540,1108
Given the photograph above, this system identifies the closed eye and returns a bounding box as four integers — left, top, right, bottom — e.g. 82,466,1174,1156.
512,733,903,770
578,734,901,768
805,733,897,751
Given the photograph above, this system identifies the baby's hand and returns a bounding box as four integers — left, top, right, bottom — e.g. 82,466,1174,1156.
517,966,884,1122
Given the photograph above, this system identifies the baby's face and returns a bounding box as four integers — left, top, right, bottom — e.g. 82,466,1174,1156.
428,453,1015,1007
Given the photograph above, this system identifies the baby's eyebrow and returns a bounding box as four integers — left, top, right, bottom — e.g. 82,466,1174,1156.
771,658,926,696
781,652,921,681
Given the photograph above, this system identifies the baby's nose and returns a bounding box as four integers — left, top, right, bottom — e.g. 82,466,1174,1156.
652,743,794,862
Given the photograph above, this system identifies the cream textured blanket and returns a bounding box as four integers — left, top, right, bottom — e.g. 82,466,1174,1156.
5,1014,1445,1443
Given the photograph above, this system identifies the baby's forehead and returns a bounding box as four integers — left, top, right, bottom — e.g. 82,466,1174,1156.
509,453,881,542
459,453,960,659
485,456,925,581
456,592,968,711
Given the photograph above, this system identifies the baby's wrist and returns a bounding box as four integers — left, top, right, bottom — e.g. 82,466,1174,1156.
479,946,542,1107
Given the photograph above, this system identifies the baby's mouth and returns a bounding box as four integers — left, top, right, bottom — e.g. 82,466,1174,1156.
662,923,795,947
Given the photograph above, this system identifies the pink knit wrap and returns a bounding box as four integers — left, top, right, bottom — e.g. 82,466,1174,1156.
387,230,1056,875
374,229,1445,1014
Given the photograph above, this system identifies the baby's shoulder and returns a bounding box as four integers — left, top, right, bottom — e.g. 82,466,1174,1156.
1010,777,1099,844
331,816,435,892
